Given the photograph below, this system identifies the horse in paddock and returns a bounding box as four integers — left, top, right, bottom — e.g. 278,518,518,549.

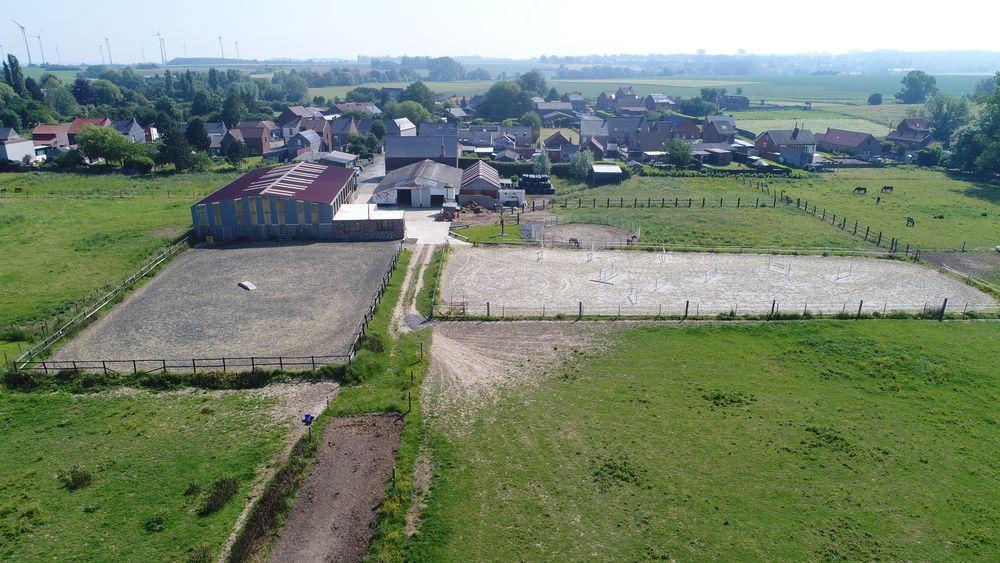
853,187,867,195
881,186,894,193
568,238,580,249
906,216,915,227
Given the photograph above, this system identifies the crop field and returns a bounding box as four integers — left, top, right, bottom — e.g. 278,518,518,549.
552,168,1000,251
816,103,926,128
308,74,982,105
728,109,891,136
0,170,240,331
412,320,1000,561
52,242,399,366
0,389,290,561
438,246,994,316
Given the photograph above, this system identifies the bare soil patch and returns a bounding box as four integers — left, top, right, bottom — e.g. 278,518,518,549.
269,413,404,563
923,251,1000,283
527,223,633,246
425,321,618,431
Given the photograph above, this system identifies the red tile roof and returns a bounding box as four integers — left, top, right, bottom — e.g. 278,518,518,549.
68,117,110,135
197,162,355,206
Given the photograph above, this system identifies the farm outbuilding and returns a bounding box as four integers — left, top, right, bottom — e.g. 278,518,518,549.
372,159,460,207
191,161,358,241
591,164,623,185
332,204,405,241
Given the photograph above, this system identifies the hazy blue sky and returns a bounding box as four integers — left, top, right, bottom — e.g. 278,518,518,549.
3,0,999,64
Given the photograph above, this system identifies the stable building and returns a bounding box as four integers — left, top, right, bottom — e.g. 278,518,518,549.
372,159,460,207
384,135,459,171
191,161,358,241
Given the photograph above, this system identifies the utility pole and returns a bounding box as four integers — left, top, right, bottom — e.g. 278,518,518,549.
104,37,112,65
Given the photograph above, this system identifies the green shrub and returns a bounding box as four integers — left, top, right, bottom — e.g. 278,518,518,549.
197,477,239,516
123,155,155,173
186,544,213,563
57,465,93,491
143,513,166,533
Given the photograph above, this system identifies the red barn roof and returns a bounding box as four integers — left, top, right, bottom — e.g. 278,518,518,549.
197,162,354,206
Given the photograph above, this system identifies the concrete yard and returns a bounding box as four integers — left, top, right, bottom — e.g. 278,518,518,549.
440,246,997,316
53,241,399,366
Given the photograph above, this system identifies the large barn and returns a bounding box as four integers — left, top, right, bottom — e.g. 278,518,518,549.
372,159,461,207
191,161,360,241
384,135,459,171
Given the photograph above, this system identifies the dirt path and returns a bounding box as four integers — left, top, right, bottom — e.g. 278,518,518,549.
390,244,436,336
424,321,617,432
269,413,404,563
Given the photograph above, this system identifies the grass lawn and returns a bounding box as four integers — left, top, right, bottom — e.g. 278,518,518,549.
0,390,285,561
0,169,241,331
411,320,1000,561
455,224,525,244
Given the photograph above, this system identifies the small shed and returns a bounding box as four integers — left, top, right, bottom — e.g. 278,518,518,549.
591,164,623,185
332,204,405,241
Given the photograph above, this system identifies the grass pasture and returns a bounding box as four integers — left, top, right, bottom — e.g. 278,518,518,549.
412,320,1000,561
0,390,285,561
551,168,1000,251
0,170,239,332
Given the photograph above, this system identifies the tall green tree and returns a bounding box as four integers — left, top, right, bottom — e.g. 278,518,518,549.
220,92,247,127
400,81,436,111
925,94,971,142
185,118,212,151
896,70,938,104
516,70,547,98
568,149,594,181
45,86,79,117
532,149,552,175
867,93,883,105
157,126,195,171
664,138,693,168
76,125,136,167
948,73,1000,174
519,111,542,128
224,139,247,169
481,81,532,120
2,55,26,96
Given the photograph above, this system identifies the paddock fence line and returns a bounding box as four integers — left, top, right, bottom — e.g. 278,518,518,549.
435,299,999,320
11,240,405,376
346,240,404,360
939,264,1000,296
10,355,351,376
470,237,888,256
11,239,190,372
737,178,987,254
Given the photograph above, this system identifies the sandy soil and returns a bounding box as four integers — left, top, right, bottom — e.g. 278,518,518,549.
404,450,432,537
425,321,617,432
269,414,404,563
525,223,633,247
390,245,434,336
53,242,398,366
440,246,997,316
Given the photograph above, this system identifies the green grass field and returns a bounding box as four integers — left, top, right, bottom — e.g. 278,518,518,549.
411,320,1000,561
551,168,999,251
766,167,1000,251
0,170,240,331
454,224,525,244
728,109,891,136
0,390,285,561
551,176,862,248
308,74,983,106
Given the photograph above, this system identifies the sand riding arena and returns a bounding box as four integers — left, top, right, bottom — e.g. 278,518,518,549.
439,246,996,317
